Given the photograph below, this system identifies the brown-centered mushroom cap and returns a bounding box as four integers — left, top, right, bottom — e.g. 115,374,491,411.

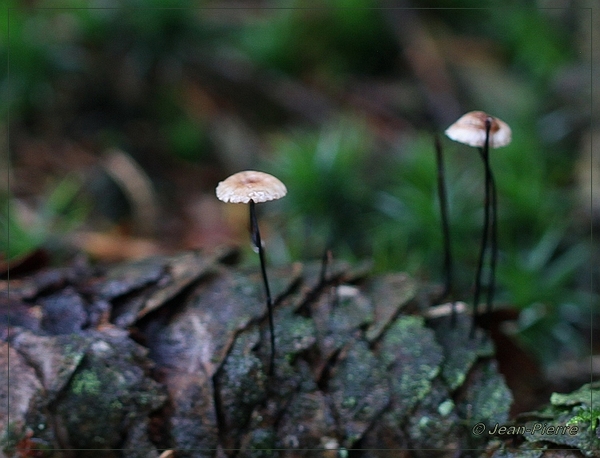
216,170,287,204
445,111,512,148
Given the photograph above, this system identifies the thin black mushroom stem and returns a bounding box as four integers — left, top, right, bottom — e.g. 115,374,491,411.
434,134,456,325
488,169,498,317
471,117,493,338
313,228,337,307
444,111,512,338
478,136,499,320
249,199,276,376
318,235,335,287
215,170,287,376
319,248,331,286
319,245,339,308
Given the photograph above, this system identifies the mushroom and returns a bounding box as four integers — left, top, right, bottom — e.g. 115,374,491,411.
445,111,512,335
444,111,511,149
216,170,287,374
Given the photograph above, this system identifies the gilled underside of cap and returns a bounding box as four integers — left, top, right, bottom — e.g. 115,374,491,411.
216,170,287,204
445,111,512,148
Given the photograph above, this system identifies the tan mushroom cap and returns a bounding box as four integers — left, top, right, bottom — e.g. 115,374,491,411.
216,170,287,204
445,111,512,148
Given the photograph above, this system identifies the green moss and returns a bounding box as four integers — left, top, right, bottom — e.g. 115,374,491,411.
566,406,600,431
438,399,455,417
342,397,357,408
70,369,101,396
380,316,443,417
432,315,494,391
418,416,431,428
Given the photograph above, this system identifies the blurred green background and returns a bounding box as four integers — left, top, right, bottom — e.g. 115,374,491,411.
0,1,596,373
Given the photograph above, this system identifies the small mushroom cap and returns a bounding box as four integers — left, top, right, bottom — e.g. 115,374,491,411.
445,111,512,148
216,170,287,204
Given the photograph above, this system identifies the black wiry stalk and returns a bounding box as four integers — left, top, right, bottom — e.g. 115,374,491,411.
319,233,340,307
434,135,455,324
487,170,498,317
249,199,275,375
319,247,331,287
320,231,337,284
470,118,493,338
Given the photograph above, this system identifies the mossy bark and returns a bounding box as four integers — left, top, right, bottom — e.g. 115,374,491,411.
1,249,524,457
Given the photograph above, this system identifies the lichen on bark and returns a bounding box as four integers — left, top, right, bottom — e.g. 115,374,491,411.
1,251,518,457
